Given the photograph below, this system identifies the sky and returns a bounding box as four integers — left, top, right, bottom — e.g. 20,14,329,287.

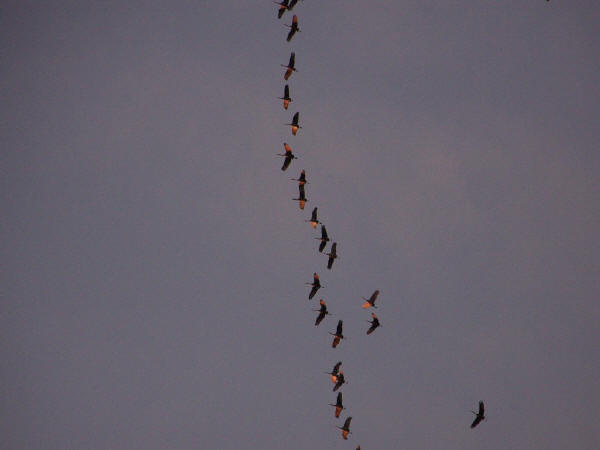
2,1,599,449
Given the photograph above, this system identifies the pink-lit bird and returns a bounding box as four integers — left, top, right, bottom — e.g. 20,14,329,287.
361,289,379,309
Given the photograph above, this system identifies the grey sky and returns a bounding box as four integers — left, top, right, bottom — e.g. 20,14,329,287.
2,1,599,449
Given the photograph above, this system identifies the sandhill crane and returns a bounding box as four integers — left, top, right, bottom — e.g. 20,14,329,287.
329,392,345,418
306,272,321,299
330,320,344,348
332,371,345,391
325,361,342,384
286,112,302,135
366,312,380,334
313,299,330,326
316,225,330,252
293,183,307,210
361,290,379,309
279,84,292,110
326,242,337,269
277,142,296,171
290,169,307,185
471,401,486,428
274,0,289,19
281,52,296,80
337,416,352,440
306,207,319,228
285,15,300,42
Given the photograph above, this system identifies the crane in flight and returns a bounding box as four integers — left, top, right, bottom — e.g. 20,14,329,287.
316,224,330,253
290,169,307,185
306,272,321,299
277,142,296,171
325,361,342,384
366,312,380,334
274,0,289,19
306,207,319,229
286,112,302,135
313,299,330,326
279,84,292,110
281,52,296,80
326,242,337,269
293,183,307,210
361,289,379,309
337,417,352,440
470,401,486,428
332,370,345,392
329,392,345,418
285,15,300,41
330,320,344,348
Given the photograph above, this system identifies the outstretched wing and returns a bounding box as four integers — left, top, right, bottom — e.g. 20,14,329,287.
336,320,343,335
315,310,325,326
470,415,483,429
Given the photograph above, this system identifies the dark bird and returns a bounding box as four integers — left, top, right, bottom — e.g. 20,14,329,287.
329,392,345,418
313,299,330,326
285,15,300,42
306,207,319,229
366,312,380,335
330,320,344,348
290,169,307,185
306,272,321,299
286,111,302,135
361,289,379,309
333,370,346,391
325,361,342,384
316,225,330,252
293,183,307,210
326,242,337,269
337,416,352,440
470,401,486,429
279,84,292,110
277,142,296,171
274,0,289,19
288,0,301,10
281,52,296,80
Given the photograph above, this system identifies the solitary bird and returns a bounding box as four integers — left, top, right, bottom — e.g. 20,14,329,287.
306,272,321,299
325,361,342,384
306,207,319,229
313,299,330,326
333,370,346,392
337,416,352,440
366,312,380,334
291,169,307,185
361,289,379,309
286,112,302,135
326,242,337,269
279,84,292,110
281,52,296,80
329,392,345,418
274,0,289,19
293,183,307,210
277,142,296,171
316,224,330,252
285,15,300,42
470,401,486,429
330,320,344,348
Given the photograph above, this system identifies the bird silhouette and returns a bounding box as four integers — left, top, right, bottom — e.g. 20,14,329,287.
306,272,321,299
316,225,330,252
292,183,307,210
281,52,296,80
285,15,300,41
279,84,292,110
290,169,307,185
329,392,345,418
471,401,486,428
337,416,352,440
277,143,296,171
325,361,342,384
366,312,380,334
326,242,337,269
274,0,289,19
330,320,344,348
332,370,345,391
313,299,330,326
286,111,302,135
306,207,319,229
361,289,379,309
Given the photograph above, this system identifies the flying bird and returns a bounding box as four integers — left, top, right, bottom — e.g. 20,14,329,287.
274,0,289,19
325,361,342,384
293,183,307,210
277,142,296,171
470,401,486,429
279,84,292,110
361,289,379,309
366,312,380,334
286,112,302,135
326,242,337,269
332,370,346,392
337,416,352,440
290,169,307,185
306,207,319,229
329,392,345,418
313,299,330,326
285,15,300,42
330,320,344,348
316,224,330,252
306,272,321,299
281,52,296,80
288,0,301,10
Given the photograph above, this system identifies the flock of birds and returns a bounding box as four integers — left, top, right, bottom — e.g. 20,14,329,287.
271,1,487,445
